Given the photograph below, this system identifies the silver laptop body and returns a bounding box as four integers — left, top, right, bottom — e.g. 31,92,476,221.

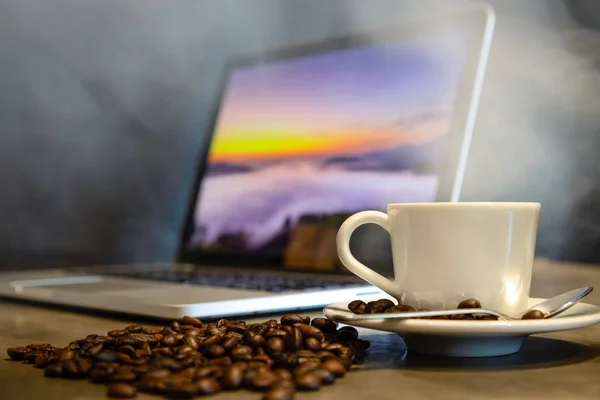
0,5,495,319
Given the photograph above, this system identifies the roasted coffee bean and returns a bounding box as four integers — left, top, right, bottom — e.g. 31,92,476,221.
203,344,226,359
164,385,197,399
243,366,267,387
281,314,304,326
141,342,152,355
336,345,355,360
338,326,359,338
87,343,104,356
185,328,202,337
284,327,303,351
77,359,91,374
263,386,295,400
295,350,315,358
452,314,476,320
324,342,342,352
230,345,253,360
59,349,75,361
264,320,279,330
272,353,299,370
67,341,80,351
428,314,450,320
125,324,144,333
265,329,288,339
201,333,224,348
295,372,321,390
44,363,63,378
304,337,321,352
357,339,371,350
152,357,181,370
221,364,243,389
210,356,232,367
182,316,203,327
248,324,268,336
118,345,138,359
144,368,171,379
273,368,293,381
295,324,324,341
179,367,197,379
244,331,266,349
222,337,240,352
181,324,195,331
310,318,337,333
251,354,273,367
173,333,185,342
216,319,229,329
95,350,121,363
27,343,52,351
522,309,545,320
107,382,137,398
316,351,336,361
348,300,369,314
170,321,183,333
8,311,370,399
293,360,321,376
34,353,50,368
204,325,222,337
265,337,285,355
195,366,223,380
313,368,335,385
110,372,137,382
337,330,358,343
226,321,247,334
385,304,415,313
143,327,164,335
62,359,85,378
458,299,482,309
153,347,173,357
370,299,395,313
225,331,243,340
195,378,221,395
322,359,346,377
344,341,363,358
177,345,195,355
7,347,29,361
252,370,278,390
183,335,199,349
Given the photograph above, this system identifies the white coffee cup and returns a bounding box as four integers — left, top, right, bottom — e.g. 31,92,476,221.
336,202,541,315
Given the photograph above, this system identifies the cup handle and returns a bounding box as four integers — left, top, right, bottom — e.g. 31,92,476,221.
336,210,398,298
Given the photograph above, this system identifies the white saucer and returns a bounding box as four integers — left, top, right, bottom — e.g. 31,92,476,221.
323,298,600,358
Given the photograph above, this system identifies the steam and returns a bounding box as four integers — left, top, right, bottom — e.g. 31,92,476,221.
1,0,600,266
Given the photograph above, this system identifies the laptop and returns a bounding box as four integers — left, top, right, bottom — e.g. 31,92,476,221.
0,5,495,320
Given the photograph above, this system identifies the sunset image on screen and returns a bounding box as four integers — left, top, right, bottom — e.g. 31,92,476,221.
189,31,466,260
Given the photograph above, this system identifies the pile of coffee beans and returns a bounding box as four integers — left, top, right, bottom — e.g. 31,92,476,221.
6,314,369,399
348,298,545,320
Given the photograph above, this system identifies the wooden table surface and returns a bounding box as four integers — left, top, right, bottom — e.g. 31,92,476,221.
1,259,600,400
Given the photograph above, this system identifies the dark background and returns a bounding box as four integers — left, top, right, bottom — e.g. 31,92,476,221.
1,0,600,270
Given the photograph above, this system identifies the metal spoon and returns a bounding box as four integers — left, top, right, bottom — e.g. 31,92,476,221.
326,287,593,321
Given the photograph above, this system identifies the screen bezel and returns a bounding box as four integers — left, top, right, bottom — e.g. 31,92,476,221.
177,5,495,270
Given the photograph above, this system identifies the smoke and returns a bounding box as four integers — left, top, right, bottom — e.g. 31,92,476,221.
1,0,600,267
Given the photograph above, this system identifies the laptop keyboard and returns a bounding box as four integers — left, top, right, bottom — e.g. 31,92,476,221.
104,268,365,293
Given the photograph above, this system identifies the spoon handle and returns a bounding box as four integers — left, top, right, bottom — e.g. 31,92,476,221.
521,286,593,318
326,306,505,321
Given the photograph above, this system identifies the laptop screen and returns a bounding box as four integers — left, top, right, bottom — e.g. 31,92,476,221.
185,29,468,272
